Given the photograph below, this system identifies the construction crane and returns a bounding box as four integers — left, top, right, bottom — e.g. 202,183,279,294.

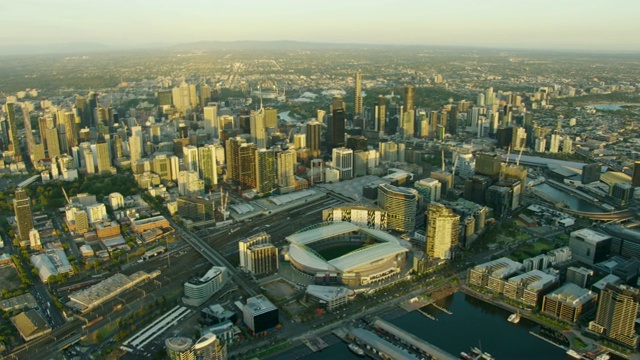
218,188,230,221
287,128,295,143
452,152,460,176
61,187,71,205
516,146,524,166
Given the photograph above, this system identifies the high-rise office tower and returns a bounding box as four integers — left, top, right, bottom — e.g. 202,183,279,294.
56,123,68,156
549,133,561,153
426,203,460,260
152,154,171,181
239,232,271,269
183,145,199,173
198,83,212,106
378,183,418,232
448,105,458,135
95,141,111,173
404,85,415,113
82,146,95,174
255,149,276,194
218,115,234,139
178,123,189,139
563,138,573,153
374,95,386,132
329,109,346,148
199,144,219,189
250,109,266,149
150,124,161,144
331,96,345,113
157,90,173,107
589,284,640,348
2,102,21,162
177,170,204,196
88,92,98,127
264,107,278,128
475,153,502,182
316,109,326,124
414,178,442,204
170,155,180,181
129,135,141,165
55,109,76,153
131,125,143,146
485,87,494,106
203,104,218,137
401,109,414,140
306,120,322,158
277,149,296,192
632,160,640,187
225,137,246,183
21,106,35,157
293,133,306,149
354,70,363,117
38,116,54,148
75,96,90,128
332,147,353,180
510,126,526,150
13,188,33,241
44,127,61,158
238,142,257,190
172,82,197,112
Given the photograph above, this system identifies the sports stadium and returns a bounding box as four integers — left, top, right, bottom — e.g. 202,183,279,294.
284,222,409,287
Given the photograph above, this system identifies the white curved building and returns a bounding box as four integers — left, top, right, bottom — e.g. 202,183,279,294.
285,222,408,286
183,266,228,307
193,333,226,360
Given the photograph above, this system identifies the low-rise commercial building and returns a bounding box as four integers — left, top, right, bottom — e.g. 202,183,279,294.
242,295,279,335
503,270,558,308
542,283,597,323
305,285,354,310
467,257,522,293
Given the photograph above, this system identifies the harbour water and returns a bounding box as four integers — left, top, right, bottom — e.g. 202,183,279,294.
532,182,603,213
305,292,566,360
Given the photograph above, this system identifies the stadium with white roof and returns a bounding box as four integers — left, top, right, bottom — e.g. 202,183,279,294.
285,222,409,287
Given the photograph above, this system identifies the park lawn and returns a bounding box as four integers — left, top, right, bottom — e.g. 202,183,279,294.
0,266,22,292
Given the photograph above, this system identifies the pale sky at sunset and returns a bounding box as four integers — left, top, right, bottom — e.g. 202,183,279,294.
2,0,639,52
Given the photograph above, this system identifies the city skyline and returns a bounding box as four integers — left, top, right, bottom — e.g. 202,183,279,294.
2,0,640,54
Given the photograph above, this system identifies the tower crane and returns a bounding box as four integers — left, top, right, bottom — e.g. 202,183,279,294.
516,146,524,166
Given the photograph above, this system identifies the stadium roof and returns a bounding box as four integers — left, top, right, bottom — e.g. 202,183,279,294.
286,222,407,273
329,242,408,272
287,222,401,246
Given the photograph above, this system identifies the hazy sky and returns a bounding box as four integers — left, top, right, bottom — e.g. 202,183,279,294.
3,0,640,52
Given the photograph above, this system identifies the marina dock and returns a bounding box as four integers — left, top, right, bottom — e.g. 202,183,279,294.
302,335,329,352
417,308,437,321
431,302,453,315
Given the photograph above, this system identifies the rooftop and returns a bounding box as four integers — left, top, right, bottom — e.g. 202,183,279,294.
545,283,597,306
10,310,51,340
472,257,523,279
571,228,611,244
507,270,557,291
306,285,354,301
244,295,277,316
351,328,419,360
189,266,226,284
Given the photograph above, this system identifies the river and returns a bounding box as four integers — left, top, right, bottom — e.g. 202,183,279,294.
532,182,603,213
303,292,566,360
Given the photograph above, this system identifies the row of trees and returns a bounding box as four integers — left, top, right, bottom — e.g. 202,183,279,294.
0,173,139,216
